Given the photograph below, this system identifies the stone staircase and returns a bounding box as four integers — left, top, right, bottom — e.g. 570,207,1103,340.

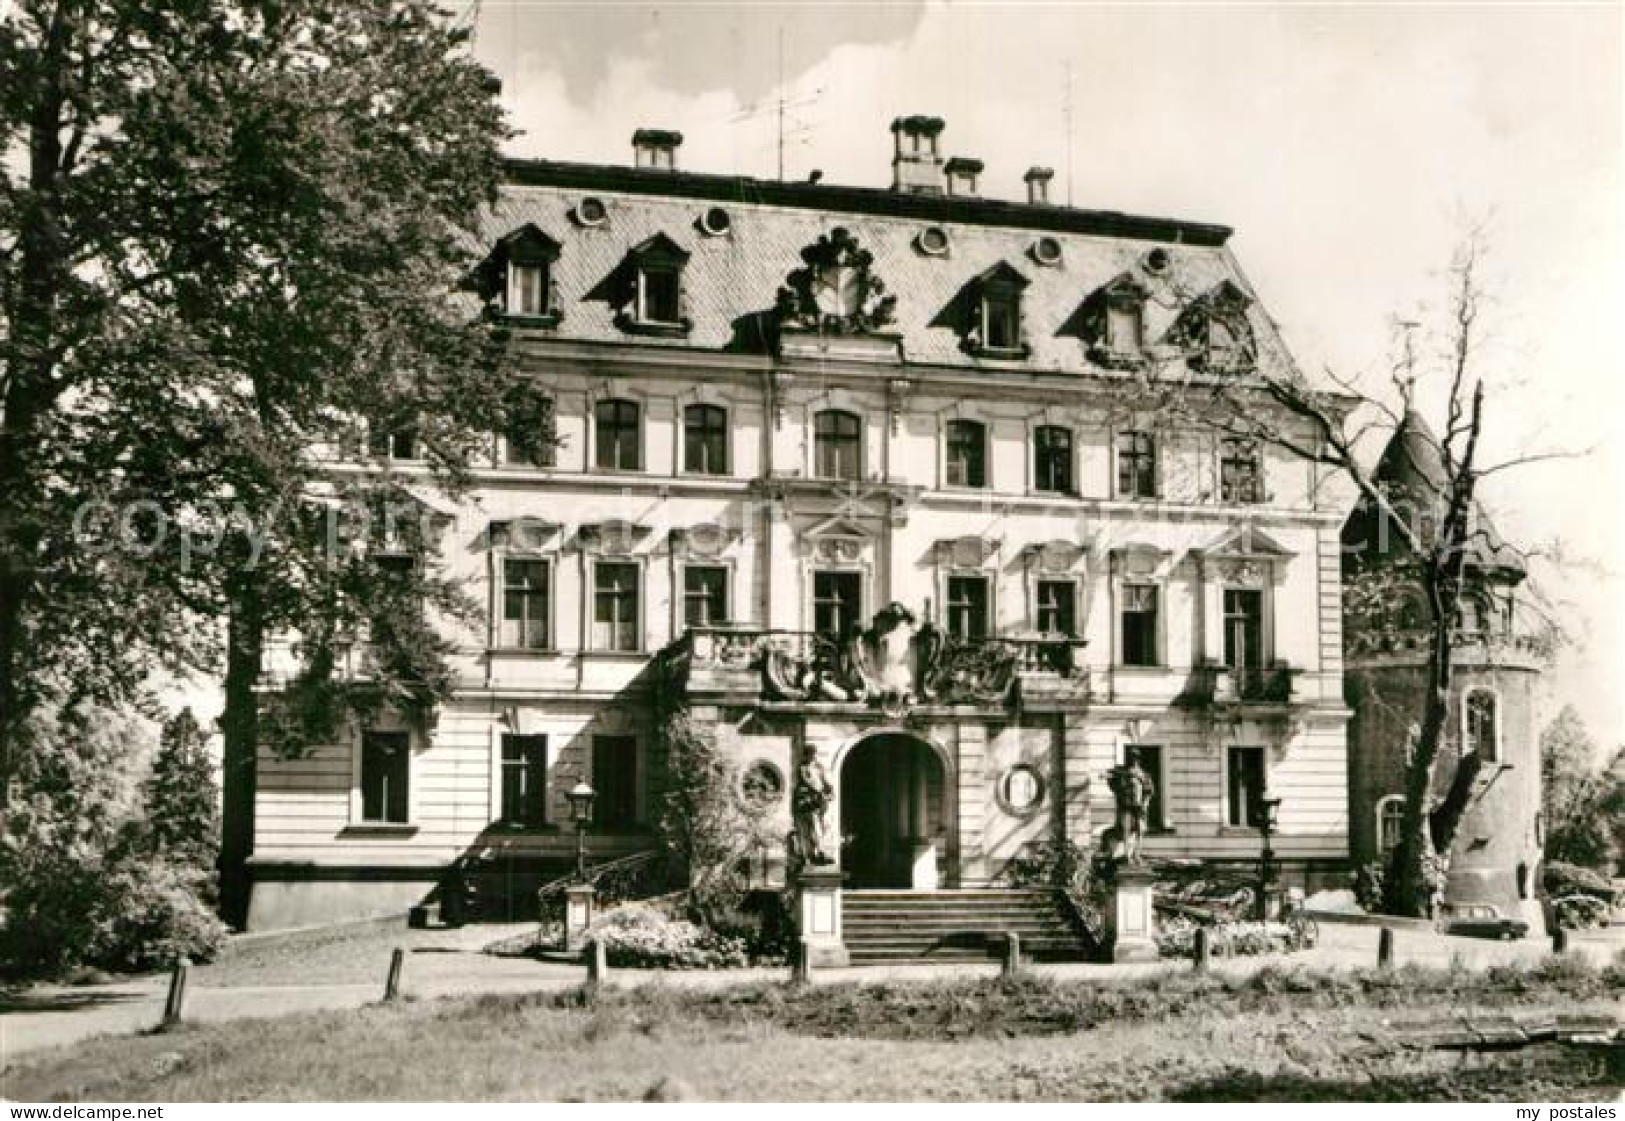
841,889,1092,964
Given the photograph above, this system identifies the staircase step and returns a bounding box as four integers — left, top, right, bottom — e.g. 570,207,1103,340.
838,887,1090,965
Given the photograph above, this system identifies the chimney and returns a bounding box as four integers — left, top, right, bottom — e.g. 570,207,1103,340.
890,115,946,195
632,128,683,171
1024,166,1054,205
944,157,983,198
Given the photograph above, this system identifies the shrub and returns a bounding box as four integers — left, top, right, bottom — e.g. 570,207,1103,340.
1543,860,1618,901
1351,861,1385,913
707,890,795,963
94,860,228,971
1156,916,1298,959
583,904,748,970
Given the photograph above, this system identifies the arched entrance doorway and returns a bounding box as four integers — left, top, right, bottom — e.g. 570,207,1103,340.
840,733,947,889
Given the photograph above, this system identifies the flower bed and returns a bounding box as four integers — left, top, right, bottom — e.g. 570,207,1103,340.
582,903,748,970
1155,915,1302,959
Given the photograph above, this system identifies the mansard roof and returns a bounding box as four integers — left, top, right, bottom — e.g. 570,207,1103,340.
482,158,1303,378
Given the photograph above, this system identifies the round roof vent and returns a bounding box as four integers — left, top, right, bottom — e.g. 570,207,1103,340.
1144,247,1171,274
574,196,608,227
916,225,950,257
698,206,732,236
1032,236,1063,267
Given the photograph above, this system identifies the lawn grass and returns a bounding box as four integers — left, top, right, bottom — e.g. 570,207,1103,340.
3,958,1620,1102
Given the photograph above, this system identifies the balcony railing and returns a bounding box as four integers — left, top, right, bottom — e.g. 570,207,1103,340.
675,625,1088,709
1191,663,1299,706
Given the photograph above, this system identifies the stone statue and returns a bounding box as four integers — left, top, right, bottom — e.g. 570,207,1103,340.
1106,759,1156,865
790,745,835,868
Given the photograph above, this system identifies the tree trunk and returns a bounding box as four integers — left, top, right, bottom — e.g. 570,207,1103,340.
218,576,265,930
1382,581,1457,917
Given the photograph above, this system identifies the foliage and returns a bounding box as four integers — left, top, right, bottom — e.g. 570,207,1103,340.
0,0,529,923
0,702,224,974
1352,861,1387,913
1540,708,1623,873
1542,861,1618,901
657,708,775,927
1154,917,1302,959
581,904,748,970
1002,838,1106,943
142,707,220,873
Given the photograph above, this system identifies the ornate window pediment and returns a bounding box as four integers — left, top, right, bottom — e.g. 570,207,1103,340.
775,227,897,336
1165,280,1256,375
578,519,654,556
934,534,1001,570
800,514,872,564
1198,524,1293,585
1109,541,1172,580
1022,539,1086,574
488,518,560,552
669,522,740,559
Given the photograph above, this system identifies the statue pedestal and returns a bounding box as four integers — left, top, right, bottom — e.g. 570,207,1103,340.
1105,864,1159,963
910,841,939,891
793,868,849,968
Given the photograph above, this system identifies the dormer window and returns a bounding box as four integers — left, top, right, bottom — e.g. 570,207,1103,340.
1169,280,1256,375
961,261,1030,358
486,224,561,326
1081,273,1148,369
1220,437,1265,504
639,264,682,324
614,233,691,337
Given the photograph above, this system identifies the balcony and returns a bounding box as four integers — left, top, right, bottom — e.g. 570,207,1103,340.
671,620,1089,712
1183,662,1300,708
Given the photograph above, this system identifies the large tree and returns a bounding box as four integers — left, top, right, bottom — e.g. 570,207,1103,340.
1144,236,1567,917
2,0,535,924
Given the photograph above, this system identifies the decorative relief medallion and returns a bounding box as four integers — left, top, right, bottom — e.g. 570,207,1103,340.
996,763,1046,817
775,227,897,335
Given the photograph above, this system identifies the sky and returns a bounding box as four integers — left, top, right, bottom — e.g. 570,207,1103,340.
470,0,1625,755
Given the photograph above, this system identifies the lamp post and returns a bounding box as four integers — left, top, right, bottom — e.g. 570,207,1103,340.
566,779,596,883
1257,794,1282,921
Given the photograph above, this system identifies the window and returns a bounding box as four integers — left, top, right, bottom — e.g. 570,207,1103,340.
360,731,410,824
683,565,729,628
1116,430,1156,498
1223,589,1265,671
592,562,640,652
1465,690,1499,762
1121,583,1159,666
981,289,1021,351
368,422,418,461
1106,299,1143,354
594,398,640,471
370,553,420,640
814,409,862,481
637,264,682,325
1220,438,1263,504
1036,579,1077,636
1226,745,1267,828
1125,744,1165,830
683,404,728,475
500,734,548,825
592,735,638,831
1034,425,1073,494
1206,315,1244,372
812,571,862,639
945,419,987,488
507,262,548,318
946,575,990,640
1377,796,1404,857
500,559,550,649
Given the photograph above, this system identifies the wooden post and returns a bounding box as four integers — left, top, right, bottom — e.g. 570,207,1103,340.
1193,927,1211,972
161,960,190,1028
1002,932,1023,976
384,946,406,1002
587,939,608,984
1552,926,1568,955
1377,927,1395,970
791,938,811,984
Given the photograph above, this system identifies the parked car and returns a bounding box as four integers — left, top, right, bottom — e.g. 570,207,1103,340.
1442,904,1529,941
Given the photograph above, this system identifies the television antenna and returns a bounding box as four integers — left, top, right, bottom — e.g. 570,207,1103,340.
729,27,825,180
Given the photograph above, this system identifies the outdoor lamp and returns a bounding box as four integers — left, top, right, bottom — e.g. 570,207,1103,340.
567,779,596,881
1260,795,1282,835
